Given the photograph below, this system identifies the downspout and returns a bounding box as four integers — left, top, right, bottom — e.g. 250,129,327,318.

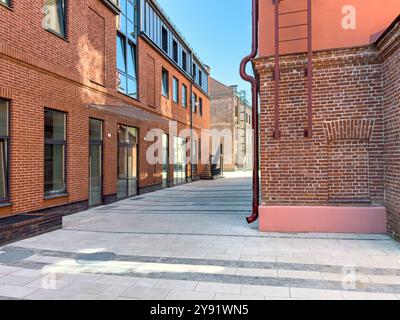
240,0,259,224
189,53,194,181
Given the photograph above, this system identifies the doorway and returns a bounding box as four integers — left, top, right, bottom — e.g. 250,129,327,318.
117,125,138,200
89,118,103,207
162,133,169,188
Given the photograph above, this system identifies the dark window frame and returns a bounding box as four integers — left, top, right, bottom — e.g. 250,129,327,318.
0,99,10,203
182,84,187,108
89,118,103,207
172,77,179,103
116,0,138,99
172,39,178,63
43,0,67,39
162,68,169,98
0,0,11,9
193,93,198,114
182,50,187,72
199,97,203,117
117,124,139,200
161,26,169,53
44,108,67,198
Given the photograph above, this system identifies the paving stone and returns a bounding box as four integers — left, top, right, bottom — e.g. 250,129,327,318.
241,285,290,298
25,288,75,300
341,291,398,300
0,285,37,299
165,290,215,300
122,286,170,300
214,293,264,300
290,288,344,300
195,282,242,294
154,279,198,291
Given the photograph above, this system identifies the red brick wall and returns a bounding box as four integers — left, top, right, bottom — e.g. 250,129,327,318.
254,47,384,206
380,21,400,238
0,0,210,217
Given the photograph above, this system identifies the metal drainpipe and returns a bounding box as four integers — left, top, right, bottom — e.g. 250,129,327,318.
240,0,260,224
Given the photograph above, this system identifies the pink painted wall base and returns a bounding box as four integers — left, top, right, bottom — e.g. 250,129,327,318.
259,206,387,234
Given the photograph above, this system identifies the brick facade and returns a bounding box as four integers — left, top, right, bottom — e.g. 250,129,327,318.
210,78,252,171
255,17,400,237
0,0,210,218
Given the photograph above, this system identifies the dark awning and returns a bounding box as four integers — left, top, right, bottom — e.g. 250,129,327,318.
87,104,170,126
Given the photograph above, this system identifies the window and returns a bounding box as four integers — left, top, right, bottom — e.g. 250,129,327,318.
199,70,203,87
44,109,66,196
193,93,197,114
172,39,178,63
182,50,187,72
0,0,10,7
162,26,168,53
173,77,179,103
116,0,138,99
162,68,169,97
192,63,197,78
0,99,9,201
182,84,187,108
199,98,203,117
44,0,66,38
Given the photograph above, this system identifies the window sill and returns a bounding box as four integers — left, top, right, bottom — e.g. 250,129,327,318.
44,193,69,200
0,2,12,11
162,94,169,99
44,28,68,43
0,202,12,208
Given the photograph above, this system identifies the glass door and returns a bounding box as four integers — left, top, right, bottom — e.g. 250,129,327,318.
118,125,138,199
173,136,186,186
89,118,103,207
162,134,169,188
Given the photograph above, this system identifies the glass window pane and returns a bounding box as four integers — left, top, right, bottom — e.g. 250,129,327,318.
117,72,127,94
89,118,102,141
128,127,137,145
0,100,8,136
127,43,136,77
116,34,126,72
127,20,135,40
44,144,65,195
120,0,127,15
0,140,8,199
89,144,102,206
118,125,128,143
45,109,65,140
173,78,179,103
162,69,169,97
44,0,65,37
127,78,137,98
127,1,134,20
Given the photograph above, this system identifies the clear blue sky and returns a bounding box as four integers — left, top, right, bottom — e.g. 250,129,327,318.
156,0,253,97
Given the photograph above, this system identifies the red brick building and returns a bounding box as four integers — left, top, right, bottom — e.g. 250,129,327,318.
0,0,210,226
252,1,400,237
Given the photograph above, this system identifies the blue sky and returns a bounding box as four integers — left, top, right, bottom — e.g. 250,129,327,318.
156,0,253,97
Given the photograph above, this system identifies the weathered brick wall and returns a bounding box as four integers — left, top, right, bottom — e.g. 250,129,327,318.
380,20,400,238
255,47,385,206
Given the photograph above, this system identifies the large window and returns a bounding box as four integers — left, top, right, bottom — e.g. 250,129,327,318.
116,0,138,99
44,109,66,197
182,84,187,108
117,125,138,199
162,68,169,97
44,0,66,38
199,97,203,117
173,77,179,103
162,26,168,53
182,50,187,72
172,39,178,63
0,99,9,202
193,93,197,114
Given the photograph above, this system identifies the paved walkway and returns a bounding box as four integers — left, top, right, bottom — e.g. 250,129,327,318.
1,171,400,300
